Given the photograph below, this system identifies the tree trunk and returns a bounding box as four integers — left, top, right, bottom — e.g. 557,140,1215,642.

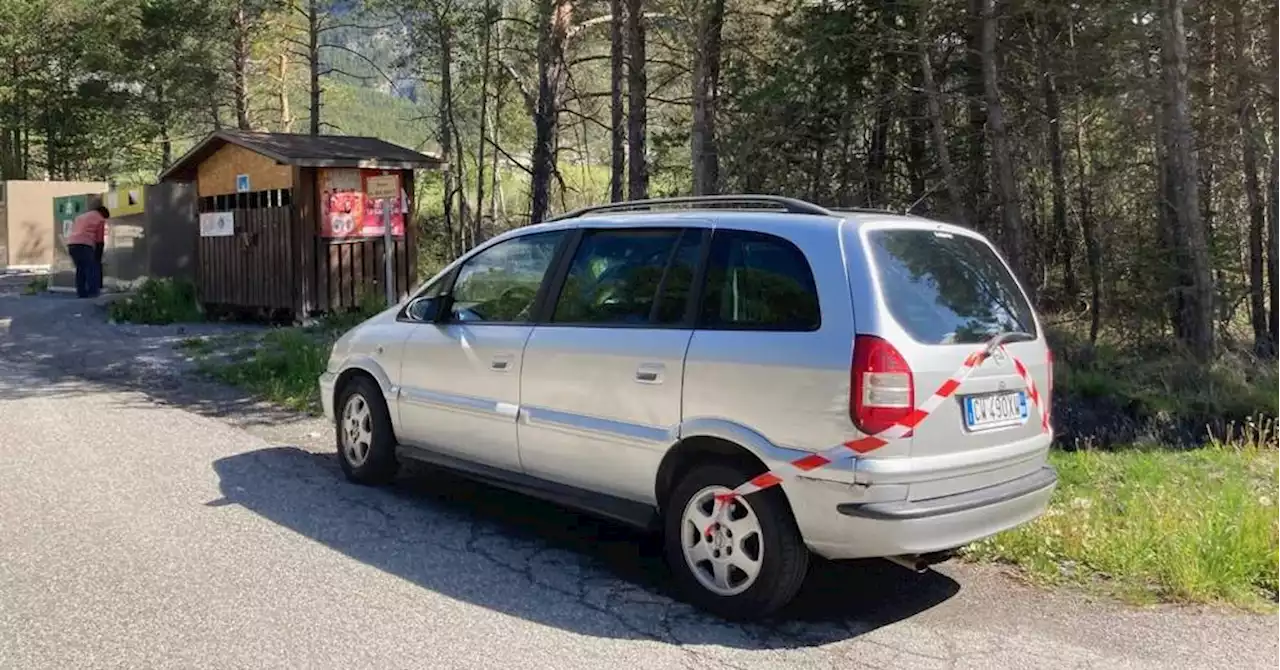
690,0,725,196
1200,7,1219,240
308,0,322,135
1268,11,1279,346
490,6,505,223
867,0,896,206
609,0,626,202
156,82,172,169
475,0,493,240
529,0,568,224
980,0,1029,289
1041,42,1074,299
966,0,988,232
438,22,455,252
232,0,252,130
904,7,928,209
917,1,965,224
279,53,292,132
1237,5,1268,352
1074,110,1102,345
625,0,648,200
1160,0,1215,360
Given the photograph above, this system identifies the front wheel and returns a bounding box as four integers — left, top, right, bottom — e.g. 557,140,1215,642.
663,463,810,620
335,376,399,485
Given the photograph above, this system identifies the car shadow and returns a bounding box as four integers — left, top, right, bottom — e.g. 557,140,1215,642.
210,446,961,649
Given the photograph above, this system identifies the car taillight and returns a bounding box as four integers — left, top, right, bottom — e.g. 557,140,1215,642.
851,335,915,436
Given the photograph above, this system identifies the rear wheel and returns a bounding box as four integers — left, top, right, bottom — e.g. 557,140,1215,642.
335,376,399,485
663,463,809,620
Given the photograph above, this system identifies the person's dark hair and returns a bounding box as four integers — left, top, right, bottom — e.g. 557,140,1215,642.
95,206,110,218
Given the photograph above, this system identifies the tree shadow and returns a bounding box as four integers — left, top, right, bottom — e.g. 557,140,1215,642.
210,446,961,649
1,277,962,645
0,284,309,428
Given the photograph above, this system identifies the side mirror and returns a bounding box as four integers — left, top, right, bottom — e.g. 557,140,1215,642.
406,295,443,322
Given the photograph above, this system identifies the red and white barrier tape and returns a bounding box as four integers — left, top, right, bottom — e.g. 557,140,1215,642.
706,335,1050,532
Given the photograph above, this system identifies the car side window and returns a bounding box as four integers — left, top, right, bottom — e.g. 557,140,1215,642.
551,228,683,325
448,230,565,323
652,229,703,325
698,229,821,331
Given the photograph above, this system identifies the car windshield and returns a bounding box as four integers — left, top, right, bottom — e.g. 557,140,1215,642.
867,229,1037,345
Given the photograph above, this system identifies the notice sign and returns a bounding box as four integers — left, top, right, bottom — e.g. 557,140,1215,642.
236,174,251,193
199,211,235,237
365,174,399,200
319,168,406,238
360,171,406,237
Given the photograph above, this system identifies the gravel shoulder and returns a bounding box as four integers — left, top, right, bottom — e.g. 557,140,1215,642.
1,279,1275,669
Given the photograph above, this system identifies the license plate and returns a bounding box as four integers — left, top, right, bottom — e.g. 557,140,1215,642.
963,391,1029,430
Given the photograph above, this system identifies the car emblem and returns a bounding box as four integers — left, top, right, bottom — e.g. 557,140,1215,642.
998,380,1008,390
991,347,1008,365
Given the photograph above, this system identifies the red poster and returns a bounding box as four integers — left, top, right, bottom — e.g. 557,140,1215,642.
319,168,407,238
360,170,406,237
319,168,364,238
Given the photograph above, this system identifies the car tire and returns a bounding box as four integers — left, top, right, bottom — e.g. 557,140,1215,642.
334,375,399,485
663,462,810,620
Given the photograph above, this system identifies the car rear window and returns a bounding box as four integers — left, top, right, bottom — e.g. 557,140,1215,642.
867,229,1037,344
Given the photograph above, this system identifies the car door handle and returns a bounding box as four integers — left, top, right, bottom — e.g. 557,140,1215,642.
491,354,513,371
635,363,664,384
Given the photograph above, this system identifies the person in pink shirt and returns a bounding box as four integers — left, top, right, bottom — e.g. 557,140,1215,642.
66,206,109,298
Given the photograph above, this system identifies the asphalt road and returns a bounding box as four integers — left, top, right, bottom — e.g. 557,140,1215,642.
1,281,1276,669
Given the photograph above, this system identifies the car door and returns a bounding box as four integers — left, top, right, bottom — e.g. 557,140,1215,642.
396,229,568,472
518,225,705,504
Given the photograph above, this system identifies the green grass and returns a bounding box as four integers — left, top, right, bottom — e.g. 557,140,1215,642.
192,328,333,413
180,305,382,413
966,422,1279,610
108,278,203,325
23,276,49,295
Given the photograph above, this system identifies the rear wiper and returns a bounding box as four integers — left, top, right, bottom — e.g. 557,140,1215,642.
993,331,1035,345
977,330,1035,358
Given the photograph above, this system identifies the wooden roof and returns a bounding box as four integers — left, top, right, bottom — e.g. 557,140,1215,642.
158,130,445,182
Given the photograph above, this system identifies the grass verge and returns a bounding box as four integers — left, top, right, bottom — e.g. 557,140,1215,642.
965,422,1279,611
23,275,49,295
108,278,203,324
179,302,384,413
183,327,335,413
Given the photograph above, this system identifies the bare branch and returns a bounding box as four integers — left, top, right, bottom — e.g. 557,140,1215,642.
557,103,611,132
567,54,612,68
647,94,693,106
317,21,400,34
499,60,537,117
487,138,533,176
323,42,397,87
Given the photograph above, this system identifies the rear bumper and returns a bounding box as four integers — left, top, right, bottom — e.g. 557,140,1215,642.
795,466,1057,560
836,466,1057,520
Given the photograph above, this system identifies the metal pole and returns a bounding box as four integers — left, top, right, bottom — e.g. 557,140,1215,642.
383,193,395,306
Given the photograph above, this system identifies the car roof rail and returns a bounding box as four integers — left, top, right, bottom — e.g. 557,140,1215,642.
825,206,904,216
547,195,835,221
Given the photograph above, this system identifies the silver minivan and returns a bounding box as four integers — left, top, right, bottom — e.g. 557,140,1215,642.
319,195,1057,619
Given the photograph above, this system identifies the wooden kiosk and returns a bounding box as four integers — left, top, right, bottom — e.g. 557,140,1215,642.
158,130,443,319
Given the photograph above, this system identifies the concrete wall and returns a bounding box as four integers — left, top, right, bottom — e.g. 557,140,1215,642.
102,182,198,290
1,180,108,270
0,201,7,269
144,182,198,282
49,183,198,292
